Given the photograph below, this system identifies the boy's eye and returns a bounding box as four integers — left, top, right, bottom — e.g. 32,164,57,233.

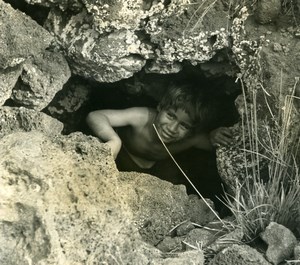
166,112,175,120
180,123,191,131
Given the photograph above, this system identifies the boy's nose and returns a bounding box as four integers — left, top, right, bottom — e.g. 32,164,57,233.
168,122,178,133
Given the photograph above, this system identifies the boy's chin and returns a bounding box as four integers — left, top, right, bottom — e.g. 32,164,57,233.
161,137,178,144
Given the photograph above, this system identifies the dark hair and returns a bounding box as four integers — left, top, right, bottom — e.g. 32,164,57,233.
158,83,218,131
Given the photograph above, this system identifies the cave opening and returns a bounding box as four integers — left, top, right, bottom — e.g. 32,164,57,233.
58,56,242,214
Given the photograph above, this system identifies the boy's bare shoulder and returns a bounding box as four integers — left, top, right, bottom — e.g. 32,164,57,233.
127,107,155,126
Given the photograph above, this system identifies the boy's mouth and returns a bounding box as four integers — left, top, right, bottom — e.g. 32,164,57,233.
161,130,175,142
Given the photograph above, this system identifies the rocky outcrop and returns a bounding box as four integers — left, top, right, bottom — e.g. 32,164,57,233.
0,130,216,264
25,0,83,11
45,7,148,82
40,0,231,82
261,222,298,265
0,0,299,264
209,244,271,265
0,0,70,109
0,1,52,69
255,0,281,24
11,50,71,110
0,106,63,138
1,129,296,264
0,65,22,105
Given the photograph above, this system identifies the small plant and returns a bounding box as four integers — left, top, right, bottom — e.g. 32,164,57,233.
224,75,300,241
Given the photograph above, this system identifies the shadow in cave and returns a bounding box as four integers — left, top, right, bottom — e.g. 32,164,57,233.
3,0,50,25
79,65,241,216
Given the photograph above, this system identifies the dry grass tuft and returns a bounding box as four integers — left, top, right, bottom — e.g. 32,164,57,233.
224,75,300,241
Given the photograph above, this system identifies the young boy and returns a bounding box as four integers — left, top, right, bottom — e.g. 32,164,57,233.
86,83,232,177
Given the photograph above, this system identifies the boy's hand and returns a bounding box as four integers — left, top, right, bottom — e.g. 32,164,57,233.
106,138,122,159
209,127,232,147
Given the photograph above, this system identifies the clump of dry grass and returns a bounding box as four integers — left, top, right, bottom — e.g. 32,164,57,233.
225,76,300,241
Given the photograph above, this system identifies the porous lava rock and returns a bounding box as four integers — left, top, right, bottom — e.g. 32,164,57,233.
0,131,209,264
0,0,53,69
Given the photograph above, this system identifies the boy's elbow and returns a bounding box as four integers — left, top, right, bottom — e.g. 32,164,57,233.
86,112,93,125
86,113,93,128
86,111,99,127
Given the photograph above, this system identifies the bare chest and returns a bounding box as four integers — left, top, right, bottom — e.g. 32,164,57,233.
119,126,167,161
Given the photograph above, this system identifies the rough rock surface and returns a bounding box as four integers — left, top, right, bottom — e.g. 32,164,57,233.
0,0,300,264
0,65,22,105
255,0,281,24
25,0,83,11
0,0,53,69
11,50,71,110
209,244,271,265
260,222,298,265
0,130,210,264
117,172,218,246
0,106,63,138
45,76,91,133
42,0,231,82
215,121,269,195
294,243,300,261
44,8,148,83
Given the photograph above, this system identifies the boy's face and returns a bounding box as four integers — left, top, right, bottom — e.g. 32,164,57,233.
155,107,194,143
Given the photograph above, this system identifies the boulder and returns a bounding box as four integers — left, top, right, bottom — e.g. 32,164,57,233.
209,244,271,265
260,222,298,265
0,65,22,106
294,243,300,261
0,0,53,69
11,51,71,110
41,0,232,81
25,0,83,11
255,0,281,24
44,8,148,83
0,106,63,138
0,131,211,264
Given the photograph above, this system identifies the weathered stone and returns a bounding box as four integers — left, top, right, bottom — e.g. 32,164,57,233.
145,61,183,74
145,1,230,70
260,222,298,265
156,236,183,252
11,50,71,110
186,194,218,225
255,0,281,24
83,0,146,34
184,228,214,250
45,76,91,133
0,0,53,69
294,243,300,260
156,250,205,265
215,121,269,196
0,106,63,138
41,0,232,80
25,0,83,11
0,131,212,263
118,171,190,246
209,228,244,253
44,9,148,83
176,221,195,236
0,65,22,106
209,244,271,265
46,78,90,115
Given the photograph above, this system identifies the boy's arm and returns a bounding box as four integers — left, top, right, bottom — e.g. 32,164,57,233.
166,127,232,154
86,108,148,159
188,127,232,150
167,133,213,154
